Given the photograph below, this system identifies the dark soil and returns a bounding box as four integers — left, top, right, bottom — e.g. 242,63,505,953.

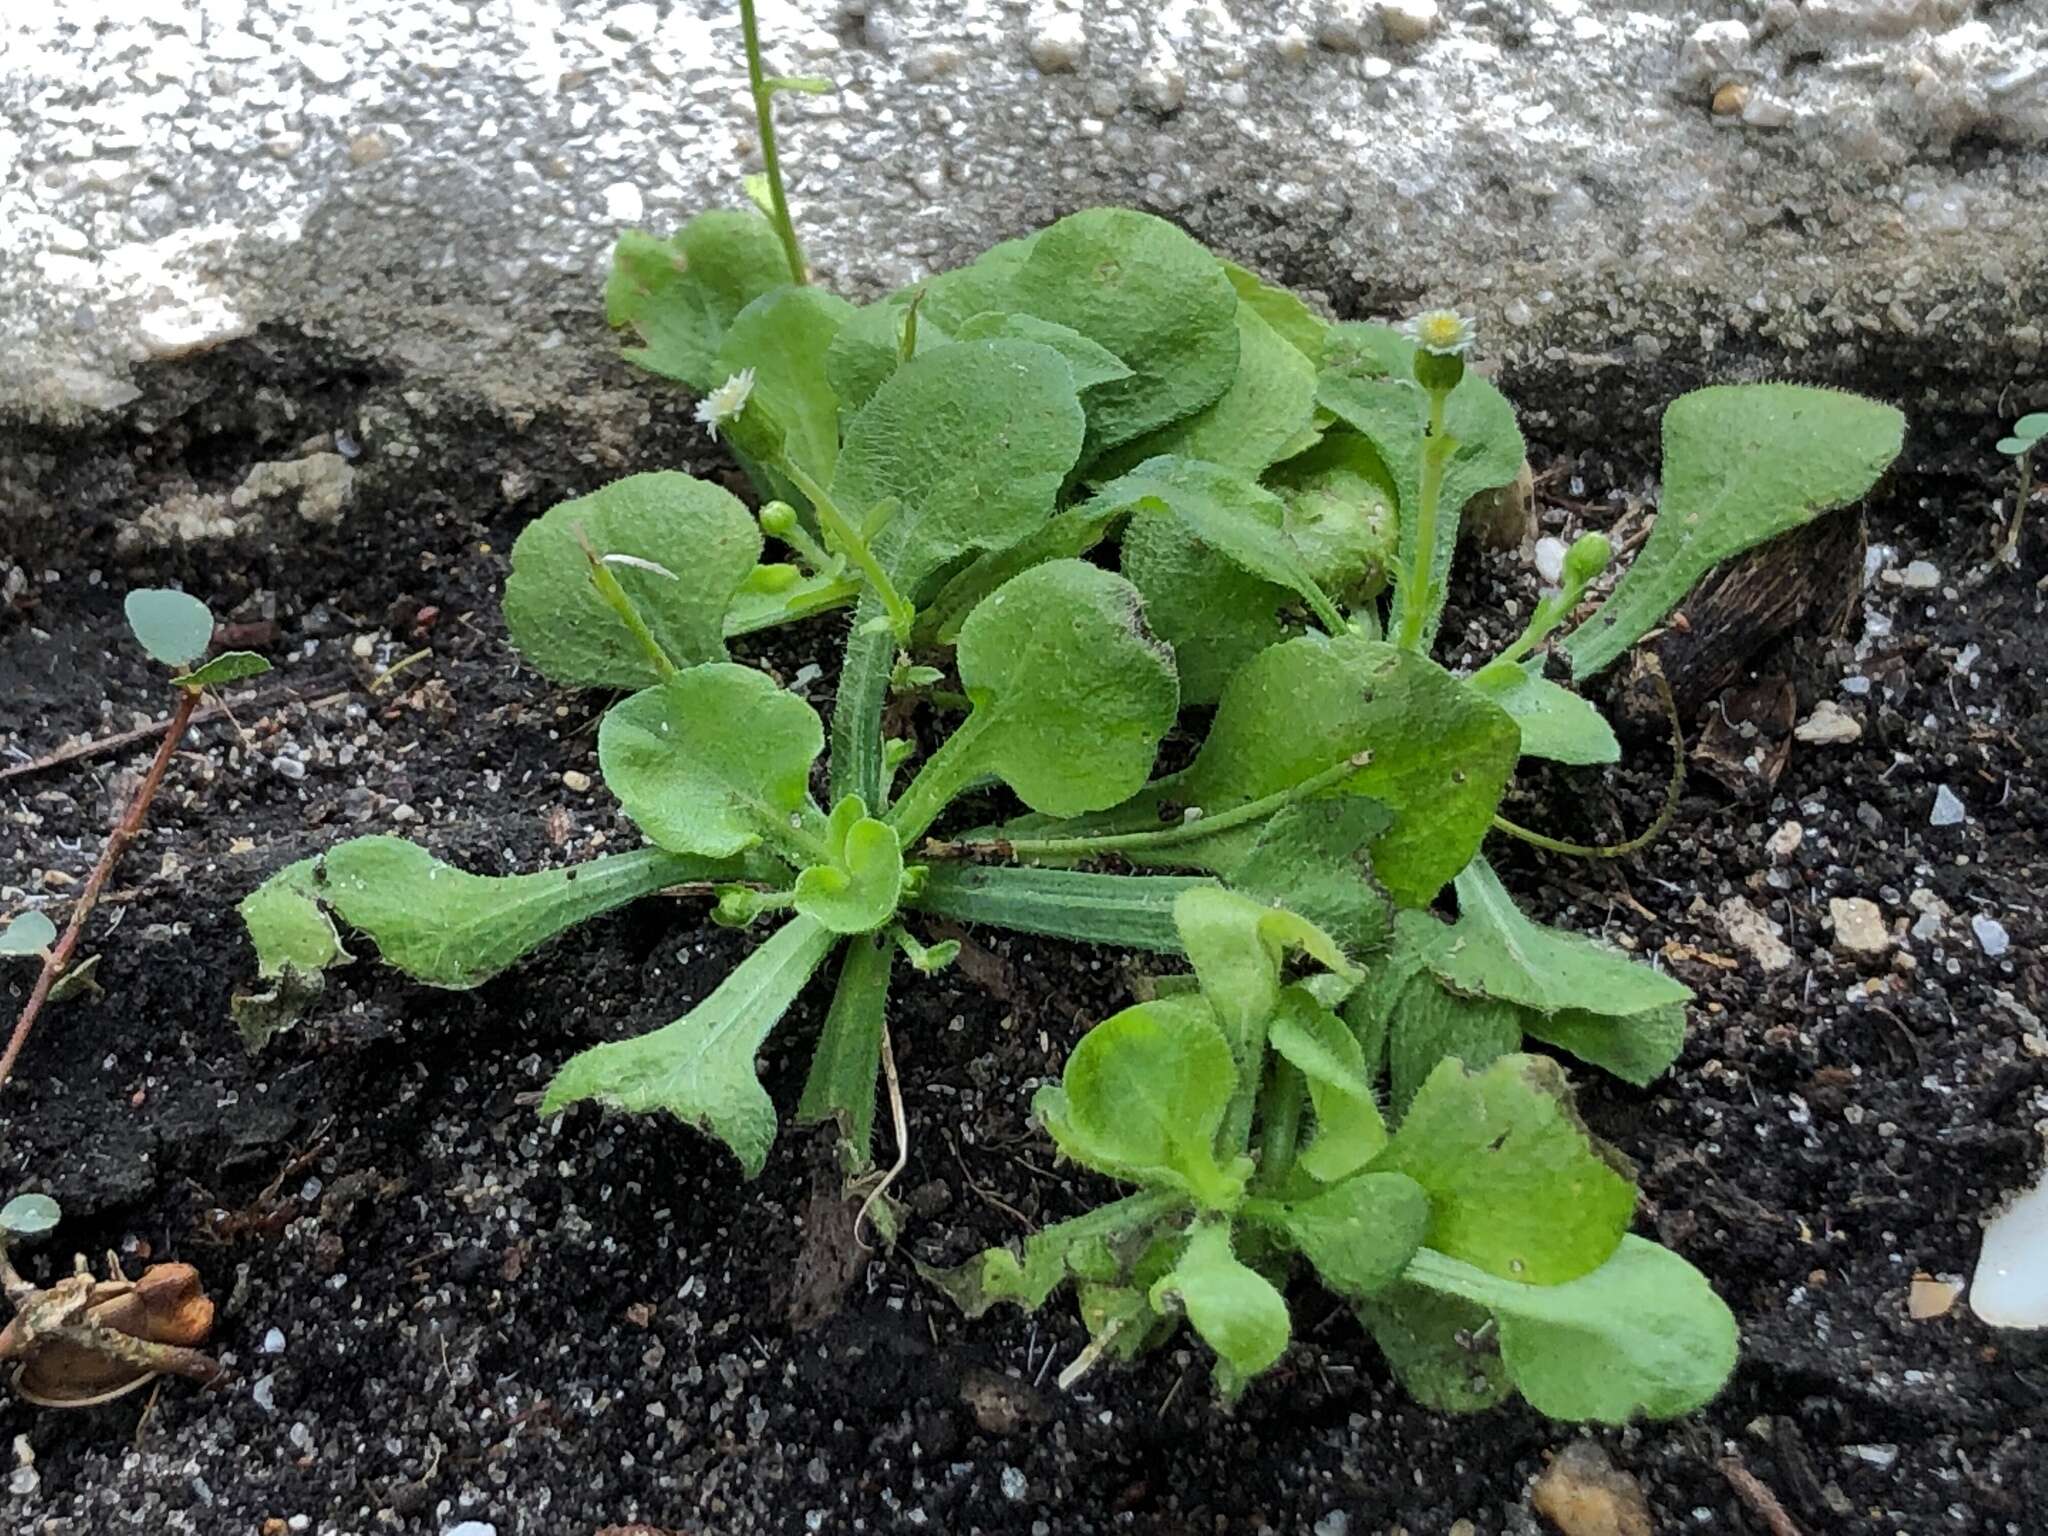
3,327,2044,1536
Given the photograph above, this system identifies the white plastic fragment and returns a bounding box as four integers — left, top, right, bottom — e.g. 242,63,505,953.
1930,785,1967,826
1972,1166,2048,1328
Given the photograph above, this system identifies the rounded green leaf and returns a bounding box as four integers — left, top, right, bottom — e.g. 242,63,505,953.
0,1193,60,1237
0,910,58,956
833,338,1087,596
1010,207,1240,457
2012,412,2047,439
716,285,856,486
124,588,213,666
1996,435,2029,456
952,560,1178,818
1270,1171,1430,1298
605,212,792,391
1100,301,1318,477
1036,995,1237,1198
504,471,764,689
1120,501,1290,707
599,664,825,859
1266,432,1399,606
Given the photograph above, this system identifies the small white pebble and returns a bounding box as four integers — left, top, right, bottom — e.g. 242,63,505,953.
262,1326,287,1354
562,770,592,793
1000,1466,1028,1501
444,1524,498,1536
1930,785,1966,827
1972,915,2010,958
1026,12,1087,73
1840,674,1872,696
1533,535,1567,586
1899,559,1940,591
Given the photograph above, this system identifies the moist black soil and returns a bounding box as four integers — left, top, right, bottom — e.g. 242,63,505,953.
2,328,2044,1536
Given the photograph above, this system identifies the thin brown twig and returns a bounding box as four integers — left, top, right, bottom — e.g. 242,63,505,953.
0,676,351,784
0,688,200,1093
1717,1457,1806,1536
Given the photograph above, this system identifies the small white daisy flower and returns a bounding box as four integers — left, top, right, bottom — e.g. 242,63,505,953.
694,368,756,437
1399,309,1476,357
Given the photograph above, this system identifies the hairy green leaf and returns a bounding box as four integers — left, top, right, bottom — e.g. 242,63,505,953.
792,796,904,934
1468,660,1620,766
1035,995,1241,1204
173,651,272,690
716,285,856,487
124,588,213,667
1406,1239,1738,1422
823,299,951,417
600,665,825,861
953,312,1135,393
795,931,893,1165
833,338,1086,597
1404,859,1691,1021
1522,1003,1688,1089
1228,798,1394,949
908,865,1212,952
1372,1055,1635,1285
1067,633,1518,907
893,561,1177,837
1268,1172,1429,1299
606,213,791,391
504,472,763,688
1150,1220,1291,1392
1120,500,1291,707
1010,208,1240,458
1222,261,1328,361
1104,303,1318,476
1563,384,1905,679
1319,326,1525,650
1386,973,1524,1116
907,233,1038,332
541,915,840,1176
1358,1282,1512,1414
1176,886,1358,1066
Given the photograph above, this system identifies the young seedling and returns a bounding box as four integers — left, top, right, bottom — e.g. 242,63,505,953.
932,888,1737,1417
0,1195,224,1407
1997,411,2044,561
0,591,270,1093
234,3,1906,1423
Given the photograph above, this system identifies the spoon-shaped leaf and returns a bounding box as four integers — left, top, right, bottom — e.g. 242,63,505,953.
793,796,904,934
600,664,826,861
0,911,58,956
1149,1220,1292,1396
542,914,840,1177
888,561,1178,840
504,471,764,689
0,1193,60,1237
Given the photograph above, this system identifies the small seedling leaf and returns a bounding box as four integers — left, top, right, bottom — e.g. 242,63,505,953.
2012,412,2047,440
1267,986,1388,1182
1405,1238,1738,1422
823,300,951,416
504,471,763,688
1563,384,1905,679
600,664,825,860
124,588,214,667
606,212,792,391
172,650,273,691
792,796,904,934
833,338,1086,597
1371,1055,1636,1285
0,910,58,956
927,1190,1183,1317
0,1194,61,1237
1175,886,1358,1072
1010,207,1240,459
541,915,841,1177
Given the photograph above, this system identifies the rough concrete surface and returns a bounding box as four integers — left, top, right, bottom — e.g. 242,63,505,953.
2,0,2045,439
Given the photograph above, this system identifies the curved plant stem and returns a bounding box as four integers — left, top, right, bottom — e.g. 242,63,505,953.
740,0,806,286
920,751,1370,862
1490,660,1684,859
781,462,915,640
852,1022,907,1251
0,685,201,1093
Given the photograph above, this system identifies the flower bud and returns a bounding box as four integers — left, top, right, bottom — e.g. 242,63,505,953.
1562,531,1613,588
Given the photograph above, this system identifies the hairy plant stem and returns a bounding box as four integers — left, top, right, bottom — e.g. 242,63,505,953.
920,752,1369,863
831,603,896,812
1252,1062,1305,1192
1395,385,1452,653
780,462,915,639
0,686,200,1093
739,0,806,286
884,711,993,847
580,539,678,681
